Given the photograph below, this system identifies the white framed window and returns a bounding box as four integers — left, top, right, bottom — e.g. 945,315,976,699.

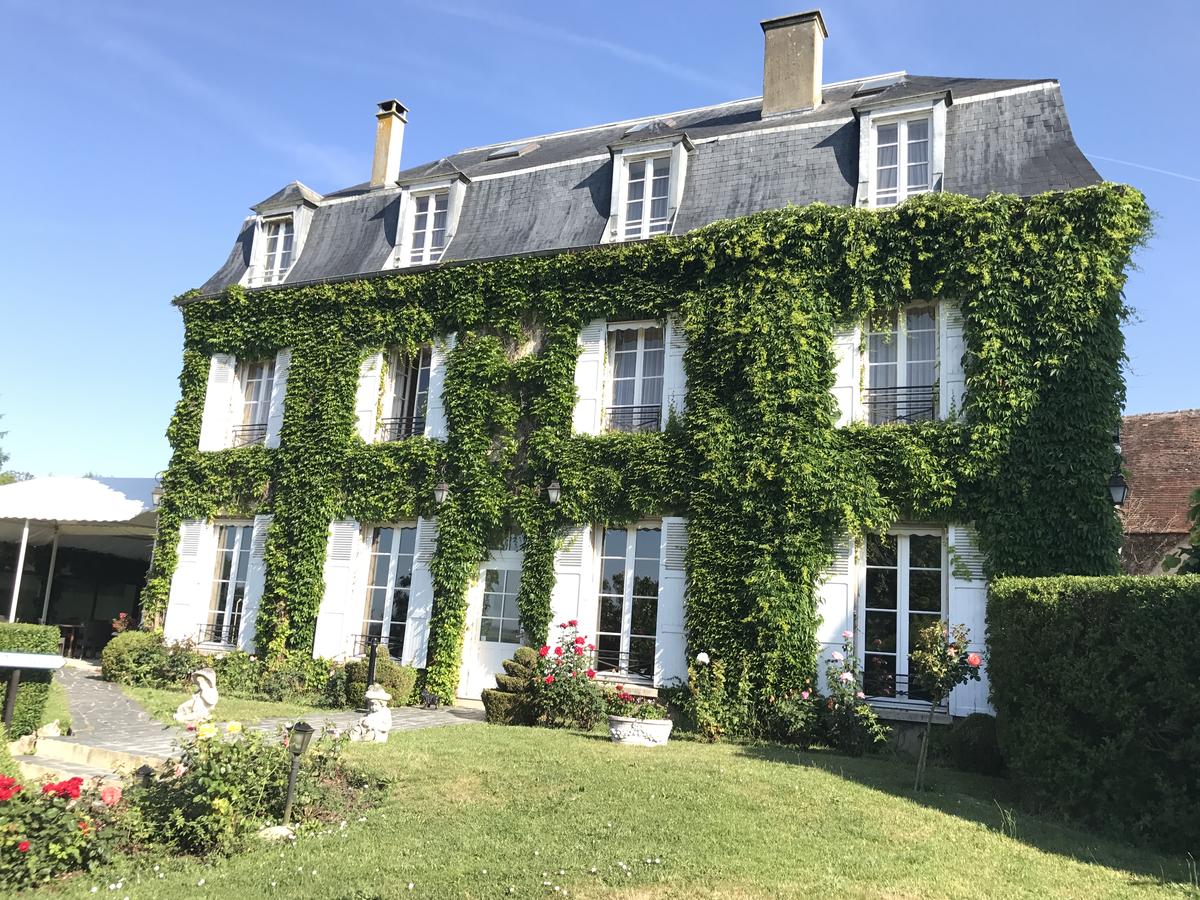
861,529,945,704
864,305,936,425
361,524,417,658
261,217,295,283
233,358,275,446
205,522,253,645
380,346,432,441
606,323,664,432
595,522,661,679
408,191,449,265
479,568,523,644
622,155,671,240
874,116,930,207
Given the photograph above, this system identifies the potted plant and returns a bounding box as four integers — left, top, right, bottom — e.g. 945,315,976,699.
603,685,673,746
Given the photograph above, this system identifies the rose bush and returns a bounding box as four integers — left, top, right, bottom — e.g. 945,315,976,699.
603,686,668,721
910,621,982,789
822,632,889,756
0,773,119,889
532,622,604,730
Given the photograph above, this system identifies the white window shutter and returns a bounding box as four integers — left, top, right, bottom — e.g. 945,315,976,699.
406,517,439,667
655,517,688,685
551,524,593,646
265,349,291,448
424,334,455,440
312,520,361,660
831,330,860,427
816,536,856,692
939,301,966,419
199,354,236,451
947,523,991,716
354,352,384,441
163,520,209,643
661,316,688,428
573,319,606,435
238,514,272,651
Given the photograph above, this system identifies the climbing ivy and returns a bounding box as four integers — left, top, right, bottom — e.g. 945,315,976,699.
142,184,1150,705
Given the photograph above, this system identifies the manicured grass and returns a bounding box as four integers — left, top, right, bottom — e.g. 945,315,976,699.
46,725,1198,898
120,686,326,726
42,676,72,733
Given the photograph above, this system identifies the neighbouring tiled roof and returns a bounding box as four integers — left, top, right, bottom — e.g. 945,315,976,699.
192,74,1101,299
1120,409,1200,535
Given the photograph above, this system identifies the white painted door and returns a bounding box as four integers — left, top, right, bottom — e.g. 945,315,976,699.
458,544,525,700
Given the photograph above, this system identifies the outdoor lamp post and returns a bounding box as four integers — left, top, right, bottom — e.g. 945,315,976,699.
434,480,450,505
282,722,315,826
1108,471,1129,506
546,479,561,505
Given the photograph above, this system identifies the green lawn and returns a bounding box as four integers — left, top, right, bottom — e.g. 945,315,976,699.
44,725,1198,899
42,676,72,733
120,686,327,726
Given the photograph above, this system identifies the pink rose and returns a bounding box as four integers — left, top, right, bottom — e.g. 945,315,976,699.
839,671,854,682
967,652,982,668
800,690,810,700
842,630,853,640
100,785,122,807
856,691,865,699
831,651,844,662
568,619,578,627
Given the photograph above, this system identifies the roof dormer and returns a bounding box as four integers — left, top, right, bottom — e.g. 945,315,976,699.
391,163,470,268
244,181,321,287
853,88,950,208
603,129,693,244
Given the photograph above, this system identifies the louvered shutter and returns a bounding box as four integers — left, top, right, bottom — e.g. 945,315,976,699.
947,523,991,715
405,517,439,667
265,349,291,448
199,354,236,451
354,352,384,441
573,319,606,435
424,334,456,440
939,301,967,419
830,330,860,428
237,515,272,652
655,517,688,685
163,520,209,643
816,536,856,692
312,520,360,659
551,524,593,645
661,316,688,428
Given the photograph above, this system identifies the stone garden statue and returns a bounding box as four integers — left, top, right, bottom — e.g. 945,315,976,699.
174,667,219,725
348,682,392,743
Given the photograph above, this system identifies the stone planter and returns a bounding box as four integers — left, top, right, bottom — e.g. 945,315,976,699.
607,714,673,746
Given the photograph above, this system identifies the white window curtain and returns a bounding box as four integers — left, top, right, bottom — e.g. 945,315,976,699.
875,117,930,206
262,218,295,283
624,156,671,239
409,193,449,265
607,324,664,432
865,307,936,424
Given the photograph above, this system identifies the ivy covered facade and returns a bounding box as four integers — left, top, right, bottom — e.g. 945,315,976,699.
149,19,1149,713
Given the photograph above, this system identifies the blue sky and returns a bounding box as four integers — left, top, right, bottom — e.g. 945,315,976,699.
1,0,1195,477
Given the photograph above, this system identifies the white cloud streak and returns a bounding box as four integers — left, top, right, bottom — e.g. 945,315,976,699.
1087,154,1200,185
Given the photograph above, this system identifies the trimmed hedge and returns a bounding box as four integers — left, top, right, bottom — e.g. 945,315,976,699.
481,647,538,726
0,623,62,739
344,653,417,708
988,575,1200,851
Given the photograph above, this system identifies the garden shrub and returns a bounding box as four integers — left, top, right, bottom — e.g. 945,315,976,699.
989,575,1200,851
766,692,821,747
100,630,204,690
0,726,18,780
211,649,260,695
128,722,346,856
819,634,889,757
944,713,1004,776
344,653,417,708
0,623,61,739
531,623,604,730
680,655,756,742
0,773,122,889
481,647,538,725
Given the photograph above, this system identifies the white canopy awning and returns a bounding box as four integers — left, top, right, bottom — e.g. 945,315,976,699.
0,477,159,623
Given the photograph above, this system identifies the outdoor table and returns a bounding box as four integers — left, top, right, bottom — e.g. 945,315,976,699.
0,651,66,729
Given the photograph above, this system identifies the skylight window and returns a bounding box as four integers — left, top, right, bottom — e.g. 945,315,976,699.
852,74,905,98
485,142,540,161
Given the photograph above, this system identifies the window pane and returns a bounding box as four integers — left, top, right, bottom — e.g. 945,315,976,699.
631,558,659,597
631,596,657,636
909,535,941,568
500,620,523,644
864,653,896,696
866,534,897,567
865,568,897,610
629,636,655,677
865,610,897,653
612,380,635,406
505,569,522,597
877,123,898,145
366,587,387,623
613,351,637,379
396,526,417,557
635,527,661,560
602,527,627,557
641,348,664,378
596,634,621,671
482,591,502,618
613,329,639,352
598,596,623,633
479,618,500,642
909,570,942,613
600,557,625,595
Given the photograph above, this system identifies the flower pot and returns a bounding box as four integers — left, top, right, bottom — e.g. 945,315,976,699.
607,714,673,746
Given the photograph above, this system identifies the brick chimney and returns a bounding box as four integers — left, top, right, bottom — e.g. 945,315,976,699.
371,99,408,187
760,10,827,117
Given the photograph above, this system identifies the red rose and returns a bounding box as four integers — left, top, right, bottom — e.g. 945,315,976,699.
587,643,595,652
586,669,596,678
573,647,583,656
554,646,563,657
78,820,90,834
574,636,585,646
17,841,29,853
568,619,578,627
538,645,549,657
967,652,982,668
544,674,555,684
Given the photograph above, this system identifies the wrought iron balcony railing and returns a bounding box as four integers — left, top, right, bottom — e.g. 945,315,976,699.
379,416,426,442
348,632,405,659
604,404,662,433
231,423,268,447
198,620,240,647
863,671,949,710
591,646,655,681
863,385,936,425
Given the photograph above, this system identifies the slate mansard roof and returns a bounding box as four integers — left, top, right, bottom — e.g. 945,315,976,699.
196,74,1100,298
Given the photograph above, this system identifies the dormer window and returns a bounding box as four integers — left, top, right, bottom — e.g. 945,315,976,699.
409,191,449,265
624,156,671,240
874,117,930,207
261,217,295,283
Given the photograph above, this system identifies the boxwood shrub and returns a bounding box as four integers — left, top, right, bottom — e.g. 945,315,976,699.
0,623,61,739
344,653,417,708
988,575,1200,852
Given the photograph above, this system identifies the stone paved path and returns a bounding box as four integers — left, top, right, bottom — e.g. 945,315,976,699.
56,663,483,763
